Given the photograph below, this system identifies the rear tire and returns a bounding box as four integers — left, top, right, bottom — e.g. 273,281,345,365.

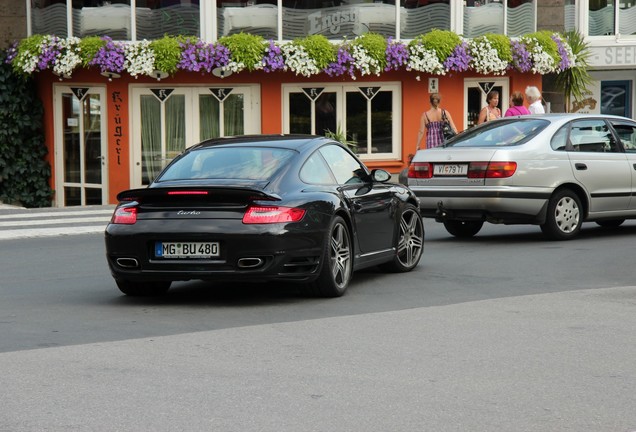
443,220,483,238
116,280,171,296
307,216,352,298
381,203,424,272
596,219,625,228
540,189,582,240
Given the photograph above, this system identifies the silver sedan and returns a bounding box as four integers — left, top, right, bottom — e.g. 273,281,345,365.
407,114,636,240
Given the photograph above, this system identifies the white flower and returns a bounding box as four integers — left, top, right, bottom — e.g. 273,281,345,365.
53,37,82,77
406,44,445,75
281,44,320,77
468,38,508,75
123,40,155,77
351,42,382,76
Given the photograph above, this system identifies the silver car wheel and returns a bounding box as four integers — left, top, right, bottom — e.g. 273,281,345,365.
555,195,580,233
330,222,352,289
397,208,424,267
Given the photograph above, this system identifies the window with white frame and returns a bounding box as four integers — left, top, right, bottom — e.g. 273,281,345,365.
283,83,401,160
28,0,547,41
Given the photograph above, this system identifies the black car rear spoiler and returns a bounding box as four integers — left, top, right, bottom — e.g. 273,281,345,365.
116,186,281,203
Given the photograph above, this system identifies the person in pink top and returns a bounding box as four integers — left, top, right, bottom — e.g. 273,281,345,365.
504,91,531,117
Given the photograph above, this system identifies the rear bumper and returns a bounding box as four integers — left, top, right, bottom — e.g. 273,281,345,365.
410,186,552,224
105,221,326,283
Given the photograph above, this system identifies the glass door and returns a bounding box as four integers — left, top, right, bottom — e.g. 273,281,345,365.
464,79,509,130
54,86,108,207
131,86,259,187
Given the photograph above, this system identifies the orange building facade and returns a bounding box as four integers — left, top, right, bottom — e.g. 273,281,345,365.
35,68,541,206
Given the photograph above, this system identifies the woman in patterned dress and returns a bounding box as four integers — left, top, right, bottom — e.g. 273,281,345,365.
477,90,502,124
416,93,457,150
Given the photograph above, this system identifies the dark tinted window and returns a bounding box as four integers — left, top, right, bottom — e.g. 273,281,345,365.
610,121,636,152
569,120,619,153
447,119,549,147
157,147,295,181
319,144,366,184
300,151,335,185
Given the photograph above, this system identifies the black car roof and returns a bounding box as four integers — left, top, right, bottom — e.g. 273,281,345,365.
189,135,331,152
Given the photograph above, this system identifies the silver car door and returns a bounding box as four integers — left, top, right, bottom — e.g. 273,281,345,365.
567,119,631,213
608,119,636,209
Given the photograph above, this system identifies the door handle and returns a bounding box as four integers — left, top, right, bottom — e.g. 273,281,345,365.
633,163,636,170
575,163,587,170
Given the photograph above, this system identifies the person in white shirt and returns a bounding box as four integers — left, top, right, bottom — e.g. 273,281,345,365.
525,86,545,114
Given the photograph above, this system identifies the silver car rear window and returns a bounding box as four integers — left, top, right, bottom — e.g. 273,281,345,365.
448,119,550,148
157,147,296,181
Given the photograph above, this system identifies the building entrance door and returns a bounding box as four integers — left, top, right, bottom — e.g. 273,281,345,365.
54,86,108,207
131,86,260,187
464,79,508,129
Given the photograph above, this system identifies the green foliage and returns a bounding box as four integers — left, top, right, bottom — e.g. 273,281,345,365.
410,29,461,61
554,31,594,112
0,50,52,207
219,33,266,71
526,30,560,65
484,33,512,63
12,34,45,75
352,33,387,70
325,126,358,153
293,34,336,70
150,35,182,74
79,36,106,67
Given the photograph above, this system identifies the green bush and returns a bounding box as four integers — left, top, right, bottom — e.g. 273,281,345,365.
219,33,267,71
411,29,461,61
0,50,53,207
293,35,336,70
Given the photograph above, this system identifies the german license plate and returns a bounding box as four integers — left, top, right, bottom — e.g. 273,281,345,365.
155,242,220,258
434,164,468,176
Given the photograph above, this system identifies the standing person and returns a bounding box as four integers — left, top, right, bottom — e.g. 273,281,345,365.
525,86,545,114
504,91,531,117
477,90,501,124
416,92,457,150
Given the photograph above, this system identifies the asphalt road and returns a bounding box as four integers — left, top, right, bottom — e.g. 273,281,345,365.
2,218,636,431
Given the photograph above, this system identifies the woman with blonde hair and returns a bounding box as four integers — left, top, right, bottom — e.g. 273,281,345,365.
478,90,501,124
416,92,457,150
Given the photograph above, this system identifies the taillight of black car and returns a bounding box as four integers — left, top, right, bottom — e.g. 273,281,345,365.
242,206,306,224
111,206,138,224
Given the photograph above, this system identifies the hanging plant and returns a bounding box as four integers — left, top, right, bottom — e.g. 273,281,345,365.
413,29,462,63
79,36,106,67
218,33,266,72
292,34,336,70
150,35,183,75
4,31,578,79
352,32,387,76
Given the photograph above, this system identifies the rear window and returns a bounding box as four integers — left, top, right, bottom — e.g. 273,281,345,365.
447,119,549,148
157,147,296,181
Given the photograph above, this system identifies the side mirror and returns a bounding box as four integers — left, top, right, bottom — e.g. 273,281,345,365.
371,169,391,183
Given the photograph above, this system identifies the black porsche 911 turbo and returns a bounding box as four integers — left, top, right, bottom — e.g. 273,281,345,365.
105,135,424,297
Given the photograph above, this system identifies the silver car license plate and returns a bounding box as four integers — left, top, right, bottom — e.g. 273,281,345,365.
434,164,468,176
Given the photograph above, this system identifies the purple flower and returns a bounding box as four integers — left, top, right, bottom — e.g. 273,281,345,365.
443,41,472,72
385,38,409,71
510,39,532,73
89,36,125,73
262,40,285,72
324,45,355,78
551,34,572,71
178,38,230,73
5,41,18,64
37,36,62,71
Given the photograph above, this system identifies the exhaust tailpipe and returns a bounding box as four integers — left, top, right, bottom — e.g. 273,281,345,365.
116,257,139,268
237,257,264,269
